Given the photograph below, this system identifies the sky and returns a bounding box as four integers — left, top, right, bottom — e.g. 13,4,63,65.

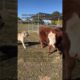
18,0,62,18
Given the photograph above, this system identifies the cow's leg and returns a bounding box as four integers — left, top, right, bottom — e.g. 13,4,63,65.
63,56,71,80
40,42,44,48
63,51,76,80
39,39,44,48
63,57,75,80
48,45,52,53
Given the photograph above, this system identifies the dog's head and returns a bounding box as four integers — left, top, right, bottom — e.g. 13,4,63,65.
23,31,29,37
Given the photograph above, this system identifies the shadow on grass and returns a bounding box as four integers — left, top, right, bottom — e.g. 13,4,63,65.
26,42,40,46
18,41,40,46
0,45,17,61
1,78,17,80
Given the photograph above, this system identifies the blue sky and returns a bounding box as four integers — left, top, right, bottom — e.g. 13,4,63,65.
18,0,62,18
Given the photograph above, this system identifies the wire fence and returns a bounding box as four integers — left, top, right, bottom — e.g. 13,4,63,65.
18,14,62,33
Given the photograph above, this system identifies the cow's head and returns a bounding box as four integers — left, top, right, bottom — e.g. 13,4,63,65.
48,31,57,53
48,28,65,54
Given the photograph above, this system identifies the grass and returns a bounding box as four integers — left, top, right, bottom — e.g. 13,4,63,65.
18,30,62,80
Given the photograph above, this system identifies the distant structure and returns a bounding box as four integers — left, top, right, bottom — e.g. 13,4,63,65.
43,19,51,25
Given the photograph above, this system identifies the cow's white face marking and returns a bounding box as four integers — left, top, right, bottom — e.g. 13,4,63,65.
48,31,56,48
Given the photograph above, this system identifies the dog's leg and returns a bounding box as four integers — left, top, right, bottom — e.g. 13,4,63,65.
21,40,26,49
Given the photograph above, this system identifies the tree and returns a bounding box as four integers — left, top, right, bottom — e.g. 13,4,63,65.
17,17,22,20
51,11,61,20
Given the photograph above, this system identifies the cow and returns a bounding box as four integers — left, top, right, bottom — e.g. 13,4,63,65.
39,25,70,56
18,31,29,49
63,0,80,80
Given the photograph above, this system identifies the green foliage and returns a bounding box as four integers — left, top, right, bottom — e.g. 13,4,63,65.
32,18,44,24
18,17,22,20
51,11,62,20
52,20,62,25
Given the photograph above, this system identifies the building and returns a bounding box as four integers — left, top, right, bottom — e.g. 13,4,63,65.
43,19,51,25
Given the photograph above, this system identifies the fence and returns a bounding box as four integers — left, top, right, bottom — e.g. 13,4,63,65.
18,14,62,33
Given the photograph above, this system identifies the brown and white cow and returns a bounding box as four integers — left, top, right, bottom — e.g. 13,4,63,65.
39,25,70,56
39,25,57,52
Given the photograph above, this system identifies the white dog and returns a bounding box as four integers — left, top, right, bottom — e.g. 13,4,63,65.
18,31,29,49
